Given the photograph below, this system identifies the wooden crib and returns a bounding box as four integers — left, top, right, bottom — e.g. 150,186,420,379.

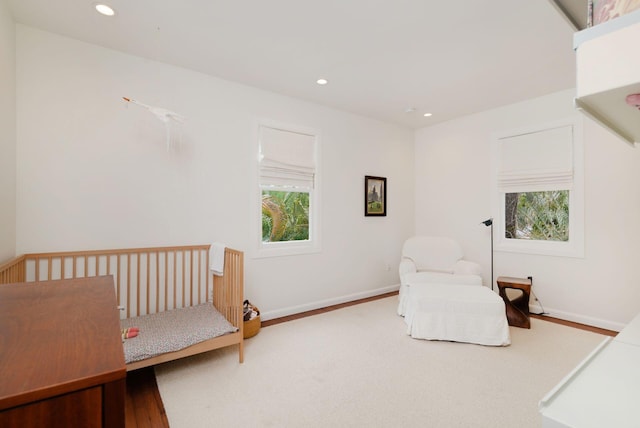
0,244,244,370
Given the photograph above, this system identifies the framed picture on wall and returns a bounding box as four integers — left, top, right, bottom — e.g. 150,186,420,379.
365,175,387,216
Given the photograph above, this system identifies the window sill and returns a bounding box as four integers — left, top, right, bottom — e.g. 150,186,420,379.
253,241,321,258
495,239,584,259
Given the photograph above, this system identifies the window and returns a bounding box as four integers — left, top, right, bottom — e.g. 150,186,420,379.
492,119,584,257
504,190,569,241
262,190,309,242
257,123,320,257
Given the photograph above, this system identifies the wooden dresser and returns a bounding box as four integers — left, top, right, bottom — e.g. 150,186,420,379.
0,276,126,428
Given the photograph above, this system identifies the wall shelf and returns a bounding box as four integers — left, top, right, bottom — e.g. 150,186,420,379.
573,9,640,147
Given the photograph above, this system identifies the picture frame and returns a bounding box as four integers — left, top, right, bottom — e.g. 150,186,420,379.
365,175,387,216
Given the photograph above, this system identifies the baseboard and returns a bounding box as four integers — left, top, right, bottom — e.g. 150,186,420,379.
260,284,400,321
529,303,625,332
260,287,625,331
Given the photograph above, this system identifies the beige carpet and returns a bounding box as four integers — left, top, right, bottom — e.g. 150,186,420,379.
155,296,606,427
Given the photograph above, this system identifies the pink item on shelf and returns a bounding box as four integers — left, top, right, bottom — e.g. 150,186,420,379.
593,0,640,25
626,93,640,110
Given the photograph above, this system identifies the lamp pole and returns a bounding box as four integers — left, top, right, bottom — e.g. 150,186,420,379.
481,218,494,290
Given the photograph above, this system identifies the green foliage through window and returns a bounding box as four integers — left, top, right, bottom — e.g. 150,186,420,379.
262,190,310,242
505,191,569,241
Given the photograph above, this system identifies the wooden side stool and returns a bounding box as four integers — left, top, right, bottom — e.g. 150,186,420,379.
497,276,532,329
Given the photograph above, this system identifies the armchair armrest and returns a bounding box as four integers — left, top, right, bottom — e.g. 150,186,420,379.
453,260,482,277
399,258,417,284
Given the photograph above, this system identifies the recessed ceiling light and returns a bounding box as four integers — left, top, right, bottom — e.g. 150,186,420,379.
423,113,433,117
316,78,328,85
95,4,116,16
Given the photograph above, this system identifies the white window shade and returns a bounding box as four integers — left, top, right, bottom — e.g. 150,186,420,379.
260,126,316,189
497,125,574,192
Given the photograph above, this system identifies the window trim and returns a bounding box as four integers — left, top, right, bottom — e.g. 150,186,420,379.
491,117,584,258
254,120,321,258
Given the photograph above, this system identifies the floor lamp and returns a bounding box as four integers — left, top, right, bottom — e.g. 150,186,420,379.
481,218,494,290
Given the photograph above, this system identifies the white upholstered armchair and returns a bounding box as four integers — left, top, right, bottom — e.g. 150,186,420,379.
398,236,483,316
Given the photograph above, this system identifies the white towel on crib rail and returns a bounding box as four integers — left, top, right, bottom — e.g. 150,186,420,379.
210,243,226,276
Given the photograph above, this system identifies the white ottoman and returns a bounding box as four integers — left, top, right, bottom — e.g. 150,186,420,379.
404,283,510,346
397,271,482,316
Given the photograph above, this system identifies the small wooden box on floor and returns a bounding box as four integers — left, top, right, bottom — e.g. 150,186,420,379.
0,276,126,428
497,276,532,329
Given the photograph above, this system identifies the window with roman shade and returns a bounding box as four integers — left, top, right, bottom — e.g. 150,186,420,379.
492,118,584,257
257,123,321,257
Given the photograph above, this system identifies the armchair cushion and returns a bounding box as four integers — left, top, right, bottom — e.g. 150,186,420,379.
453,260,482,276
404,272,482,287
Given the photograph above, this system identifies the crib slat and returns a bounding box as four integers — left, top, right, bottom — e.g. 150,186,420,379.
164,251,169,312
189,249,194,307
128,253,132,318
106,254,111,280
144,252,149,316
139,254,143,315
173,251,177,310
182,250,186,308
117,255,122,314
156,252,160,314
206,251,210,303
197,249,202,305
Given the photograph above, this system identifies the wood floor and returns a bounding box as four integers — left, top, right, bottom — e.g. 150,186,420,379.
124,292,618,428
125,367,169,428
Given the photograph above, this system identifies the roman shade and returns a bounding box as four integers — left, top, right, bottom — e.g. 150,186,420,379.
497,124,574,193
259,126,316,189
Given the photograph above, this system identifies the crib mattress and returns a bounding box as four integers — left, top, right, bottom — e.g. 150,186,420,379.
120,303,238,364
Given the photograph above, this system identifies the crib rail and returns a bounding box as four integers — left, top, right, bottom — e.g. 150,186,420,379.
0,245,244,324
0,255,27,284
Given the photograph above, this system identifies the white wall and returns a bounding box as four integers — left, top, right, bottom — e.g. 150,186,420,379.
415,89,640,331
0,0,16,261
16,25,414,318
12,22,638,332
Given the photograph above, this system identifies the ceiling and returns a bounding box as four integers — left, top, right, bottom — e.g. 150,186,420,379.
7,0,587,129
